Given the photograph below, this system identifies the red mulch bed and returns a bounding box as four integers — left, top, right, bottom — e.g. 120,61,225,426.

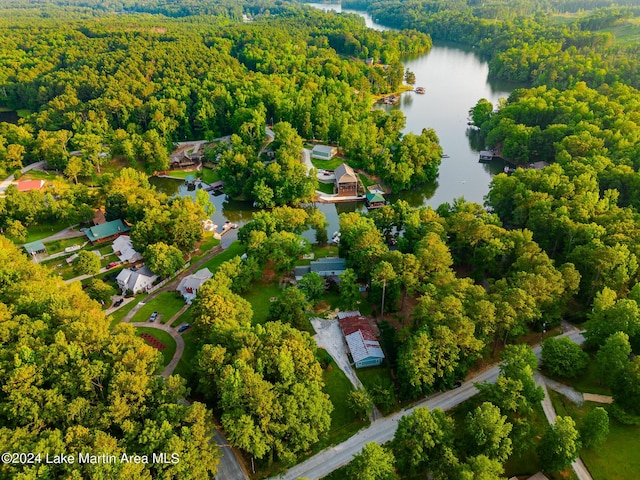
140,333,166,351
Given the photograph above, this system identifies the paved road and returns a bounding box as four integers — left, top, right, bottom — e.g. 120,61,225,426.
271,329,586,480
212,429,251,480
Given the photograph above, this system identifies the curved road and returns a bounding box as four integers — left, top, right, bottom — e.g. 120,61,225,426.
270,329,586,480
130,321,185,377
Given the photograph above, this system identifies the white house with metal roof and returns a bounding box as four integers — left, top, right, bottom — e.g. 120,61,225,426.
116,266,157,294
112,235,142,264
176,268,213,303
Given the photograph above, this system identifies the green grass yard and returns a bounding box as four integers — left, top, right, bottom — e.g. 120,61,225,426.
310,157,347,171
244,282,284,325
129,291,185,324
316,181,335,195
199,166,220,184
200,241,244,272
108,293,149,327
549,390,640,480
135,326,177,367
321,357,369,446
24,220,74,244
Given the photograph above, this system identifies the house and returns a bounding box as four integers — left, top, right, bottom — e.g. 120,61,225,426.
311,145,338,160
84,219,130,244
334,164,358,196
339,313,385,368
116,266,158,294
92,208,107,226
479,150,494,163
294,257,347,281
530,161,550,170
112,235,142,264
365,192,385,209
176,268,213,303
15,180,45,192
23,240,47,260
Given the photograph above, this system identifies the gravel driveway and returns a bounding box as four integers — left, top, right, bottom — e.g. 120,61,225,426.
311,317,363,390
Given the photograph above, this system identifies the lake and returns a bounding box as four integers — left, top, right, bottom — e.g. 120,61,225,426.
152,5,521,242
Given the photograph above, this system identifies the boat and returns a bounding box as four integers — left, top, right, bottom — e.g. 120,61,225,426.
442,154,450,158
415,86,425,94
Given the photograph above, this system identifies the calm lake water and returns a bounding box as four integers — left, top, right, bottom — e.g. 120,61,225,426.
152,6,521,242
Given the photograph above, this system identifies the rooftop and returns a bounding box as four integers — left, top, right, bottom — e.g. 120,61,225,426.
23,240,46,255
15,180,45,192
334,163,357,183
85,219,130,242
339,315,384,365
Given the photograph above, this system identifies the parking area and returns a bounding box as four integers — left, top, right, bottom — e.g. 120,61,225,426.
311,317,363,390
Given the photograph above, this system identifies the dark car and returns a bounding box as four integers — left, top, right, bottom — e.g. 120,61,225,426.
113,298,124,307
148,312,159,322
453,381,462,389
177,323,191,333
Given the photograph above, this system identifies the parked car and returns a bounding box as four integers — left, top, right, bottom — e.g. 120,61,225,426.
148,312,158,322
177,323,191,333
106,262,120,269
453,381,462,389
113,298,124,307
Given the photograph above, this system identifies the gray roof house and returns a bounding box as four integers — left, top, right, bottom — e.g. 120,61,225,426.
295,257,347,281
112,235,142,264
116,266,158,294
311,144,338,160
334,164,358,196
176,268,213,303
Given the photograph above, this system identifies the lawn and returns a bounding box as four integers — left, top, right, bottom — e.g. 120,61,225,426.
107,293,149,327
200,241,244,272
321,356,369,445
549,390,640,480
129,291,186,324
43,237,85,254
355,363,398,415
244,282,283,325
199,166,220,184
135,326,177,367
189,233,220,263
24,220,74,243
173,310,200,382
310,157,347,171
316,181,335,195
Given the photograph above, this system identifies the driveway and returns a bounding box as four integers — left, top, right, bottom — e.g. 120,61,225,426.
535,374,593,480
311,318,363,390
270,329,586,480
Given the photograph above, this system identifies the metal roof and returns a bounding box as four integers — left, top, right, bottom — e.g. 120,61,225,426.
312,145,336,155
339,315,384,365
23,240,46,255
334,164,357,184
85,219,129,242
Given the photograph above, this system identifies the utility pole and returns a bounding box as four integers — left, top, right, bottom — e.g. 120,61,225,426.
380,278,386,319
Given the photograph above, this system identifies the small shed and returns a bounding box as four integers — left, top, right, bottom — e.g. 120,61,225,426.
479,150,494,163
365,192,385,209
23,240,47,258
311,145,338,160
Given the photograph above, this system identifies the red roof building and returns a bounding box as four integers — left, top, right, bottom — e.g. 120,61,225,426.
15,180,45,192
339,314,385,368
